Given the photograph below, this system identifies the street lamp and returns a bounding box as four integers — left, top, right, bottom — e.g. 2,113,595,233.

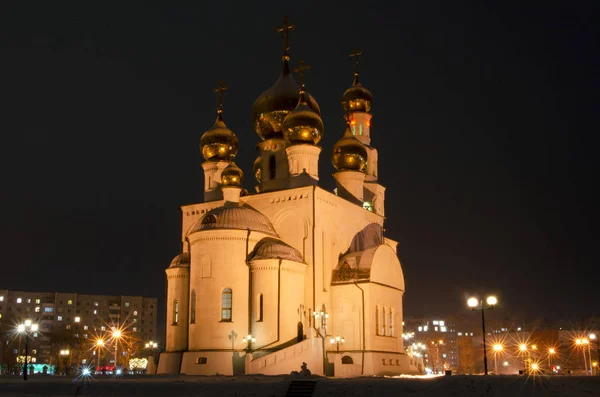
145,341,159,364
330,335,345,352
467,295,497,375
590,334,599,375
96,339,105,373
313,307,329,336
112,329,122,370
60,349,70,376
242,334,256,353
492,343,503,374
547,347,556,373
16,320,38,381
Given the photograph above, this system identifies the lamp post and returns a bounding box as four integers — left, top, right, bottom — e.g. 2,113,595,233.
492,344,503,375
313,308,329,337
467,296,497,375
548,348,556,373
576,338,589,375
590,334,599,375
60,349,70,376
329,335,345,352
112,329,122,370
16,320,38,381
96,339,104,373
242,334,256,353
145,341,158,363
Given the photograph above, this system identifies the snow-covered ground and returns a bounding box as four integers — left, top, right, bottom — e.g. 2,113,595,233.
0,374,598,396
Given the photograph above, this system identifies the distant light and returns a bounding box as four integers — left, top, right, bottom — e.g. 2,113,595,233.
82,368,91,376
25,319,32,327
493,344,503,352
17,324,25,333
486,296,497,306
31,324,38,332
467,298,479,308
548,348,555,354
590,334,597,340
115,369,122,375
519,344,527,352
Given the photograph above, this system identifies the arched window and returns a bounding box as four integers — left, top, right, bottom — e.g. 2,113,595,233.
342,356,354,364
375,306,379,335
258,294,263,322
190,290,196,324
173,299,179,325
269,155,276,180
381,306,386,336
221,288,232,322
388,308,393,336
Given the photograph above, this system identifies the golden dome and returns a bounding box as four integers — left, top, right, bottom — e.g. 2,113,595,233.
282,90,324,145
252,58,320,140
221,161,243,186
342,74,373,114
253,156,262,183
200,114,239,162
332,127,368,172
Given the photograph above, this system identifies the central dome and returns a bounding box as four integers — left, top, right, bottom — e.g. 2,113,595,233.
188,205,277,236
252,59,320,140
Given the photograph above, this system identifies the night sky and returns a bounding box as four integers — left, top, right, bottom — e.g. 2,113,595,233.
1,2,597,335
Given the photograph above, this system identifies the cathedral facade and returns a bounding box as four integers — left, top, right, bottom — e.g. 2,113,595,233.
157,21,422,377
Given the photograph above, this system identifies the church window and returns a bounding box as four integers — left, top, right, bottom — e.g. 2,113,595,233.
190,290,196,324
202,214,217,225
341,356,354,364
196,357,207,364
257,294,263,322
389,308,393,336
173,299,179,325
269,155,276,180
375,306,379,335
221,288,232,322
359,125,363,136
362,202,373,212
381,306,386,336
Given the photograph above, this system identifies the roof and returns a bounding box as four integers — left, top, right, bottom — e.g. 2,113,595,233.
169,252,190,268
332,246,378,283
188,204,278,236
248,237,304,263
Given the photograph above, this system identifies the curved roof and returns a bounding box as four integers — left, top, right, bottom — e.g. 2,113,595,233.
248,237,304,263
169,252,190,268
188,204,277,236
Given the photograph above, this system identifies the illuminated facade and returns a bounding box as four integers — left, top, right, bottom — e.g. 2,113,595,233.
158,19,419,377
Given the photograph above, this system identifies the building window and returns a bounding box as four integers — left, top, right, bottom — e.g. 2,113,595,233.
66,325,71,330
94,302,99,307
133,311,138,316
173,300,179,325
17,298,22,303
381,306,386,336
342,356,354,364
101,326,106,331
133,327,137,332
258,294,263,322
44,307,53,312
57,316,62,321
125,302,130,308
35,307,40,313
375,306,379,335
75,317,81,323
388,308,393,336
93,310,98,314
83,325,88,330
35,299,40,304
0,296,3,301
190,290,196,324
221,288,232,322
196,357,207,364
268,155,276,180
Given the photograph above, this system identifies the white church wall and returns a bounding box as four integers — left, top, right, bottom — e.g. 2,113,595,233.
165,266,189,352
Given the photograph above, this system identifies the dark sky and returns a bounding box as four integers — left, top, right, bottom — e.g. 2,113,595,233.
1,2,597,335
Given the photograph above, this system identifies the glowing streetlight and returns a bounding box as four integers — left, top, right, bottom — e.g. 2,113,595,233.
60,349,70,376
242,334,256,353
467,295,498,375
112,329,122,369
16,320,39,381
492,343,503,374
95,339,105,372
330,335,345,353
590,333,599,376
548,347,556,372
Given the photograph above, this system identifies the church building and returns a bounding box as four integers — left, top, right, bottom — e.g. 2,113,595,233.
157,19,422,377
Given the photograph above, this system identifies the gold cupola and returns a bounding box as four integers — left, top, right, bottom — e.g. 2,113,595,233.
332,125,368,172
221,161,244,186
281,61,324,145
200,82,239,162
342,50,373,114
251,17,320,140
253,156,262,183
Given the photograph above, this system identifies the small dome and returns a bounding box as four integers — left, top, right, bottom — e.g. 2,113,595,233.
342,75,372,114
252,59,320,140
221,162,243,186
200,117,239,162
169,252,190,268
189,205,277,236
282,91,324,145
332,127,368,172
249,237,303,263
253,156,262,183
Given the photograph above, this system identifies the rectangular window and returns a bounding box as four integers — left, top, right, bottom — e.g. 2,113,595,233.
381,307,386,336
68,300,73,305
57,316,63,321
94,302,99,306
0,296,3,301
75,317,80,322
221,288,232,321
173,300,179,325
388,309,393,336
66,325,71,330
35,299,40,304
196,357,208,364
44,307,53,312
35,307,40,312
17,298,22,303
125,302,130,307
93,310,98,314
83,325,88,330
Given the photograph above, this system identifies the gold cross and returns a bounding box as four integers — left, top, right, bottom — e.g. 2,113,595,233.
349,50,362,75
293,60,311,87
276,16,296,54
213,81,228,109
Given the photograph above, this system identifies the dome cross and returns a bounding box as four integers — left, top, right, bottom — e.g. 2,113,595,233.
276,16,296,56
349,50,362,83
213,81,228,119
294,60,311,89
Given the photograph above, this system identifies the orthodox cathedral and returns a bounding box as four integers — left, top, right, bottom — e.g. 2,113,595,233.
157,19,422,377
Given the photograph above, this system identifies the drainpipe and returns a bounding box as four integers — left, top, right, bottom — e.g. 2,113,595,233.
245,229,252,341
354,282,365,375
312,186,316,324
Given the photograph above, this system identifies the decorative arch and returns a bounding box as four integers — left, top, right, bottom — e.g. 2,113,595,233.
341,356,354,364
